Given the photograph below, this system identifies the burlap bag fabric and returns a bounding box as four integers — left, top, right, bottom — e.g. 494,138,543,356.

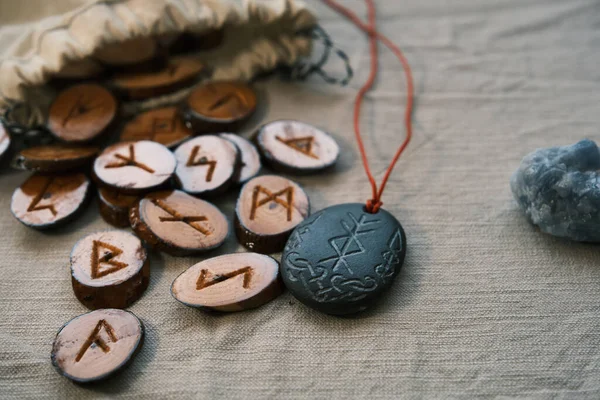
0,0,316,125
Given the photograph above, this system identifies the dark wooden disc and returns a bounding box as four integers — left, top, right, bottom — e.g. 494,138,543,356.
94,37,163,72
111,57,206,100
93,140,176,194
54,59,104,80
51,308,144,383
281,203,407,315
181,81,257,133
48,83,117,142
130,190,229,256
220,133,261,184
120,107,192,149
174,135,240,196
47,84,118,143
255,120,340,174
11,173,91,229
71,230,150,309
0,122,10,162
13,145,99,172
171,252,282,312
98,187,140,228
235,175,310,254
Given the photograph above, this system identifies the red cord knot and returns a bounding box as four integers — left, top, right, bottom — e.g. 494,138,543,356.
366,198,383,213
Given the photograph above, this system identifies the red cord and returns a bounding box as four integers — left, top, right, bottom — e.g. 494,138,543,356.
322,0,414,213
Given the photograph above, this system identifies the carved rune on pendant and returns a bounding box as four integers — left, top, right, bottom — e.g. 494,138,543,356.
186,146,217,182
250,185,294,221
75,319,118,362
151,198,211,235
275,135,318,159
196,266,253,290
105,144,155,173
91,240,128,279
27,177,57,216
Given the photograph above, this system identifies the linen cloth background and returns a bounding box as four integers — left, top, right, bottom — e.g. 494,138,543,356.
2,0,600,398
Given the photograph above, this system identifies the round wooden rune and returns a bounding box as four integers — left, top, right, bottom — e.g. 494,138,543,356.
171,252,282,312
255,120,340,174
11,173,91,229
93,141,176,194
119,107,192,148
220,133,261,184
0,122,10,161
70,230,149,309
173,135,240,196
281,203,407,315
181,81,257,133
130,190,229,256
235,175,310,254
51,308,144,383
47,84,118,143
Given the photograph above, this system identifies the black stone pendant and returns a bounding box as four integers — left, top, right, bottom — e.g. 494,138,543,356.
281,203,406,315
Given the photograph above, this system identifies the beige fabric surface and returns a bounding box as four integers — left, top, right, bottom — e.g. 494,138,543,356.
3,0,600,398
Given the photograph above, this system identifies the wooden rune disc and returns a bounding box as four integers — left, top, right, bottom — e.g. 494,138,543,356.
130,190,229,256
94,37,163,71
112,58,206,100
255,120,340,174
0,122,10,161
13,145,99,173
119,107,191,149
235,175,310,254
181,81,257,133
171,252,282,312
98,187,140,228
54,59,104,80
220,133,261,184
173,135,240,196
11,173,91,229
47,83,118,143
93,140,176,194
51,308,144,383
71,230,150,309
281,203,407,315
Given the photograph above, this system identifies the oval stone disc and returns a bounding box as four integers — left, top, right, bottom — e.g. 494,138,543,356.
281,203,407,315
51,308,144,383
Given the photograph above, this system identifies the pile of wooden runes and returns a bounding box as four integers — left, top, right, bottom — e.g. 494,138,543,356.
0,43,341,383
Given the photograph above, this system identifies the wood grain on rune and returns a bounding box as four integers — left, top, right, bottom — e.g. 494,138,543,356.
120,107,192,149
11,173,90,229
94,37,162,71
171,252,282,312
14,145,99,172
93,140,176,194
181,81,257,133
47,84,117,143
71,230,149,309
112,58,205,100
235,175,310,254
174,135,240,196
220,133,261,184
51,308,144,383
98,187,140,228
130,190,228,256
255,120,340,174
0,122,10,161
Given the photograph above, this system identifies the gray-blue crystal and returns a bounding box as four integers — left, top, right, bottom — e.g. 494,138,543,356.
511,139,600,242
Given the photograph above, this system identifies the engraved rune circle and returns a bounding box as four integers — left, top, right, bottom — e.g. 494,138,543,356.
281,203,407,315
